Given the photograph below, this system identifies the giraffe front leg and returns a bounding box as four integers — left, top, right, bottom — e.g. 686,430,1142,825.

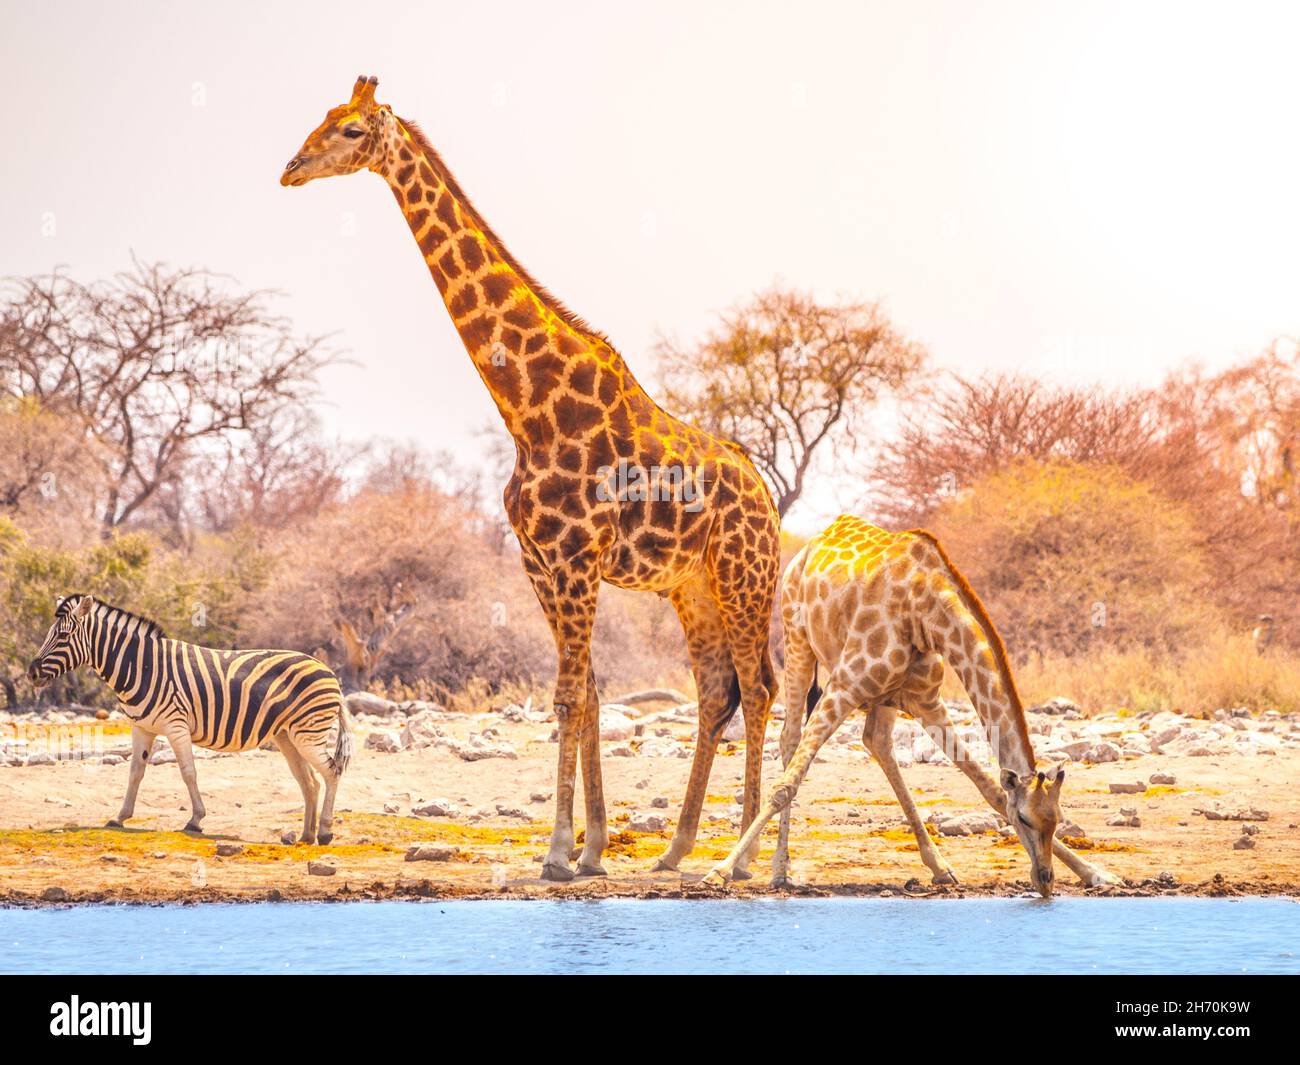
540,568,601,883
575,669,608,877
863,705,957,886
704,684,860,887
108,726,156,827
911,697,1119,888
165,729,207,834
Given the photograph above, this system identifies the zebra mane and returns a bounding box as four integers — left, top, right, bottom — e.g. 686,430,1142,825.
58,594,166,639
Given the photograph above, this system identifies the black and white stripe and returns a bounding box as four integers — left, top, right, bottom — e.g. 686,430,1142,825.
28,594,352,844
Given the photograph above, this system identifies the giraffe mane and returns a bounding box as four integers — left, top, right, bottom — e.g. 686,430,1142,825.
398,117,610,346
907,530,1028,721
58,594,166,639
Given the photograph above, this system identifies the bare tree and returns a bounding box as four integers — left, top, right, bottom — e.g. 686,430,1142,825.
0,259,337,536
869,372,1216,525
194,409,354,536
657,285,926,517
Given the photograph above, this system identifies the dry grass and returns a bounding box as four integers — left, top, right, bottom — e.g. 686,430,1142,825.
994,630,1300,715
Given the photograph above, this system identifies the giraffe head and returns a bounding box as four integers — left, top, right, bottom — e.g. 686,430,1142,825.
280,75,395,187
27,594,95,688
1001,766,1064,897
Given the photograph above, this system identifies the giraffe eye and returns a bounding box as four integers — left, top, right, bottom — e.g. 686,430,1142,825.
342,127,366,139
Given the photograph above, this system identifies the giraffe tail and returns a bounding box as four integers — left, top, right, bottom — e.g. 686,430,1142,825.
714,667,742,739
805,665,822,720
712,645,776,739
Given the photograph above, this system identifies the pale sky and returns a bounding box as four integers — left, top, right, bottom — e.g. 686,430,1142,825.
4,1,1299,532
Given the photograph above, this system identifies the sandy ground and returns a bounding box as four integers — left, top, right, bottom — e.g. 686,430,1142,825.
1,704,1298,906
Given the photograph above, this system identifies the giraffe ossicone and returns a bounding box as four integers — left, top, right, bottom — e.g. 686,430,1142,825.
281,76,782,882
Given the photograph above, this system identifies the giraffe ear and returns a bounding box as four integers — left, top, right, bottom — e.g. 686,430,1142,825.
1000,769,1021,792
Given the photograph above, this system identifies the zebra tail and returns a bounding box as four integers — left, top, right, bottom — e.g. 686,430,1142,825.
329,698,354,775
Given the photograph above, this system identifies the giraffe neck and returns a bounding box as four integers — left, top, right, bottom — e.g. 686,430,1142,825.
952,653,1035,778
925,580,1036,777
373,118,634,445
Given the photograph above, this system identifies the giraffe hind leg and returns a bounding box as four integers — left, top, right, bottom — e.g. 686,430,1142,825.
650,579,734,873
772,622,817,888
705,679,863,886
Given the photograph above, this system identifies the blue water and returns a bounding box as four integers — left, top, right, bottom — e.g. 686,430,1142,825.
2,897,1296,974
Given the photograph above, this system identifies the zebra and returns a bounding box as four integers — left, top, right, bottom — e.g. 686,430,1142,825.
26,594,353,844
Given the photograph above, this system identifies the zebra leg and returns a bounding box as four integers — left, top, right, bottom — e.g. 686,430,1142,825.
274,734,319,844
108,726,156,827
295,740,339,845
165,729,207,833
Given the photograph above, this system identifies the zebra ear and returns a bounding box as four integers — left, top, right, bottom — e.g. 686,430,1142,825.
72,596,94,619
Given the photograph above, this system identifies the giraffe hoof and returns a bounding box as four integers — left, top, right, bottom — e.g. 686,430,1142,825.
730,867,754,881
650,857,680,873
575,862,608,878
932,870,958,886
106,819,125,829
298,834,317,845
316,833,333,846
770,876,796,890
701,869,729,889
182,822,203,834
541,862,576,882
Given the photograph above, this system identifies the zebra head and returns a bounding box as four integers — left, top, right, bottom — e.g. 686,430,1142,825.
27,594,96,688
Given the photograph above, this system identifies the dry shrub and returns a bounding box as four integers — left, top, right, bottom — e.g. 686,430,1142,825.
928,460,1222,660
240,483,695,704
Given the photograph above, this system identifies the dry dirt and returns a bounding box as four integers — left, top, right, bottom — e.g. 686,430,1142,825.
1,708,1297,906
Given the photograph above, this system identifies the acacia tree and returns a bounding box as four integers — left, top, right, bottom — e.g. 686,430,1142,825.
656,285,926,517
0,260,336,536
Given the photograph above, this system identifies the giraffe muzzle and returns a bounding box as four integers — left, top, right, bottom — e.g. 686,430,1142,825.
281,157,308,187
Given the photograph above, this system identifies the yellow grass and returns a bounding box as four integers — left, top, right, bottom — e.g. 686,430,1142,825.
970,631,1300,715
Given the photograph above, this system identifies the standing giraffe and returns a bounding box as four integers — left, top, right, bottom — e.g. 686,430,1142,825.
704,516,1118,895
281,77,780,881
